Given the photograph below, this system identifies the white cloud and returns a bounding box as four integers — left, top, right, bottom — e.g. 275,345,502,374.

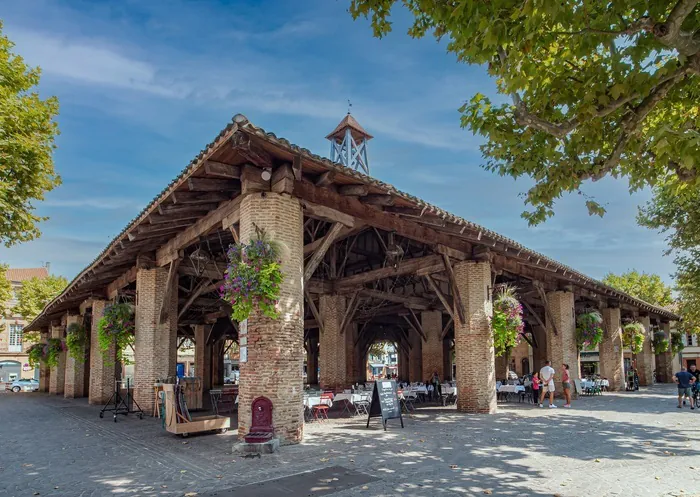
43,197,142,210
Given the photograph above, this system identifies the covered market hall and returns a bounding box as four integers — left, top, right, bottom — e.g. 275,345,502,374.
26,113,679,444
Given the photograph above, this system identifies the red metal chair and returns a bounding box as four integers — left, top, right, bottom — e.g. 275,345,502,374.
312,393,333,422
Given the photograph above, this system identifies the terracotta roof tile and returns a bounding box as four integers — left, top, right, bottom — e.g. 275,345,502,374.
326,114,373,141
6,267,49,282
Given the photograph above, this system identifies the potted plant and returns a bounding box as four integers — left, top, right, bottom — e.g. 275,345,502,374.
65,322,88,362
45,338,65,368
491,285,524,358
652,330,669,354
670,331,685,355
97,302,135,365
622,322,645,354
576,311,604,350
220,227,283,322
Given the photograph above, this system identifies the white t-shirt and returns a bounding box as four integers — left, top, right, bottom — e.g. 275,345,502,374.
540,365,555,384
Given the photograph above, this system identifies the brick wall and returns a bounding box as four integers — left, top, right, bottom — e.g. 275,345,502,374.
64,313,87,398
659,322,674,383
546,291,580,392
237,192,304,444
600,307,624,391
421,310,444,382
89,300,116,404
454,261,496,414
636,316,655,386
39,329,50,392
408,328,422,382
319,294,347,390
531,325,548,373
306,341,318,385
48,323,66,395
134,267,178,414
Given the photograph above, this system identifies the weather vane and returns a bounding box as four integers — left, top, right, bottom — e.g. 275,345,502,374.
347,99,352,115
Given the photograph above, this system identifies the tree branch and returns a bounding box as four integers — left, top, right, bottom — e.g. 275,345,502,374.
654,0,700,55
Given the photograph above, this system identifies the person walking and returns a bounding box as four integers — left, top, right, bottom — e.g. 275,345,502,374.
531,372,540,405
674,367,696,409
431,371,441,402
561,364,572,408
539,360,557,408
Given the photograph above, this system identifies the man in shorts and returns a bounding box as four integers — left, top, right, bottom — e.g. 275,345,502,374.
674,367,696,409
539,360,557,408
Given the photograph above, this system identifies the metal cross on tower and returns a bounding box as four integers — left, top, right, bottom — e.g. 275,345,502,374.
326,113,373,175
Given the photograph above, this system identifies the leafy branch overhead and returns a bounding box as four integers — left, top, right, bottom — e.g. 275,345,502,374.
350,0,700,224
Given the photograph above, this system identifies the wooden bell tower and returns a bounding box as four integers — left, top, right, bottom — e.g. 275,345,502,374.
326,113,373,175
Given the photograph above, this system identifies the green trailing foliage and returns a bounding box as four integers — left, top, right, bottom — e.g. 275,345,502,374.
576,311,604,350
491,285,524,357
45,338,65,368
670,330,685,354
622,322,645,354
97,303,134,365
653,330,669,354
27,342,46,368
65,321,88,362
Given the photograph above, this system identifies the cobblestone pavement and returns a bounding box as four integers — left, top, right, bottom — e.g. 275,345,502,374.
0,384,698,497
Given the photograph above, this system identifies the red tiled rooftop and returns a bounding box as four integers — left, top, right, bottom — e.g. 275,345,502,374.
5,267,49,282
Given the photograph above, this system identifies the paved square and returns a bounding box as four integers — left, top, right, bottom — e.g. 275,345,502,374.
0,384,698,497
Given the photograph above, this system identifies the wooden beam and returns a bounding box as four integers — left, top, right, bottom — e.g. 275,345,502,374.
315,171,336,187
293,180,471,254
156,196,241,265
179,265,223,279
435,244,467,261
301,200,355,228
204,160,241,179
106,267,137,299
362,194,394,206
339,184,369,196
229,225,240,244
187,177,239,192
304,222,343,284
535,282,558,336
401,314,427,342
359,288,432,310
335,254,443,292
178,279,220,319
231,132,274,169
425,275,455,321
304,224,362,256
240,164,270,194
159,258,181,324
407,307,427,342
339,291,360,335
442,254,466,325
149,210,208,224
170,191,231,205
158,202,218,216
271,164,295,195
304,288,324,335
522,299,546,333
441,316,454,339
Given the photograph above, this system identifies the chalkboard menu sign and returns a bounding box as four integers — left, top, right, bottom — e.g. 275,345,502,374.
366,380,404,430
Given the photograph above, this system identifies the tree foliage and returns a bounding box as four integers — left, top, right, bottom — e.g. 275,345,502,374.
349,0,700,224
602,270,673,306
0,264,12,315
0,21,60,247
15,274,67,322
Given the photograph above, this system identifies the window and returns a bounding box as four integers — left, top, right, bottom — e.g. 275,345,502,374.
687,334,695,347
9,324,23,353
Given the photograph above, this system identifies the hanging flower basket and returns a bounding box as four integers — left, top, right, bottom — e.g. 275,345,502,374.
491,285,524,357
220,227,283,323
576,311,604,350
27,343,47,368
65,322,88,362
670,331,685,355
97,302,135,365
622,322,645,354
652,330,669,354
45,338,66,368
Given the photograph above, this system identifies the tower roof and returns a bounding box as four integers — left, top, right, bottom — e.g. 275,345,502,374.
326,114,373,142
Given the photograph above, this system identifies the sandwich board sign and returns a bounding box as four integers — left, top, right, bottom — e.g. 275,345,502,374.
366,380,404,430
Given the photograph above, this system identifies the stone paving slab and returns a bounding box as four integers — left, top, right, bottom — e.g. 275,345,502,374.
0,385,698,496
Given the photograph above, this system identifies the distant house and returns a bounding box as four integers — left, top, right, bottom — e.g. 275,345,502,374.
0,267,49,382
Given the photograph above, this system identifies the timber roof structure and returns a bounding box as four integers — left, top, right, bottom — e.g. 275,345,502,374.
27,113,679,331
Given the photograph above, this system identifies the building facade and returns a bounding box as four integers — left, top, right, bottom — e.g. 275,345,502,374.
0,267,50,383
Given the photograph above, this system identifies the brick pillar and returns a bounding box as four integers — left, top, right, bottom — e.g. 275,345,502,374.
600,307,624,391
421,311,444,381
306,342,318,385
238,192,304,444
495,355,508,380
134,267,178,414
49,323,66,395
442,339,452,381
659,322,674,383
454,261,496,413
38,329,50,392
531,325,547,372
194,325,212,404
345,318,357,384
319,294,347,390
64,314,87,398
546,291,579,393
409,328,422,382
89,300,116,404
636,316,655,386
399,348,409,381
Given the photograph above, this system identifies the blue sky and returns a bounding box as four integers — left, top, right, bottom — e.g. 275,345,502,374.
0,0,676,284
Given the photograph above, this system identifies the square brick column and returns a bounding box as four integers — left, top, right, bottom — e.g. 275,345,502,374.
89,300,116,404
64,314,87,398
38,329,50,392
134,267,178,414
442,339,452,381
636,316,655,386
659,322,674,383
546,291,579,392
49,323,66,395
345,319,357,384
531,325,547,372
194,325,212,399
408,328,422,382
306,341,319,385
421,310,444,381
599,307,624,391
238,192,304,444
319,294,347,390
454,261,496,414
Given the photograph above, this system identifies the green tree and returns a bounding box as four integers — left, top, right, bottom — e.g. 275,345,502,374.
349,0,700,224
15,274,67,322
0,21,61,247
602,270,674,307
0,264,12,315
